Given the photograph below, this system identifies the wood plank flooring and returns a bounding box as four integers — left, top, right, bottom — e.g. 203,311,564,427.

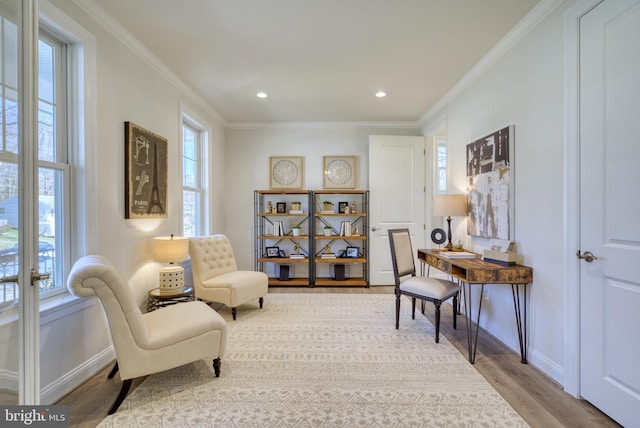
57,286,620,428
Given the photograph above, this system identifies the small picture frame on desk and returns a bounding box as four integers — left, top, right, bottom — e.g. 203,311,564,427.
338,202,349,214
266,247,280,258
276,202,286,213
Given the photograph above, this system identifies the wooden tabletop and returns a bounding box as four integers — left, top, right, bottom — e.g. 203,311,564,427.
418,249,533,284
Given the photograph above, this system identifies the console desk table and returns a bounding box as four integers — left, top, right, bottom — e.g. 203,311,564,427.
417,249,533,364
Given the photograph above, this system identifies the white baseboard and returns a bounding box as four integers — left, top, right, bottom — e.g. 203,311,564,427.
526,346,563,386
41,346,115,404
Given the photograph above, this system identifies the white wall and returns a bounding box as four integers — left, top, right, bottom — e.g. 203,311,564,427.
422,2,572,382
19,0,576,403
0,0,227,403
224,126,420,271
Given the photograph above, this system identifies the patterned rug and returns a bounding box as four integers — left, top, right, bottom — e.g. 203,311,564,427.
98,293,528,427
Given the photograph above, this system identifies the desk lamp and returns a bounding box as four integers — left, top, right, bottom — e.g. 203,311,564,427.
153,234,189,294
433,194,467,251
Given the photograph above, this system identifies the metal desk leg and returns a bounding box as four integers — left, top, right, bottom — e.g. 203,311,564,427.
511,283,529,364
462,282,484,364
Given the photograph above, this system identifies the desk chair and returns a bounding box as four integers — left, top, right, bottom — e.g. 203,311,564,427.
388,229,459,343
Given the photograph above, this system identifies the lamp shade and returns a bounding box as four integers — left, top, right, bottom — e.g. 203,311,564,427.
433,194,467,217
153,235,189,263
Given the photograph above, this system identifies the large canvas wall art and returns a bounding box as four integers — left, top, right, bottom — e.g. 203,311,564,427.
466,126,514,240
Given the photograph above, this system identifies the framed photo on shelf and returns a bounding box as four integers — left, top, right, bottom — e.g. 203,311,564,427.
323,156,356,189
276,202,286,213
266,247,280,258
338,202,349,214
270,156,304,189
345,246,359,258
124,122,168,219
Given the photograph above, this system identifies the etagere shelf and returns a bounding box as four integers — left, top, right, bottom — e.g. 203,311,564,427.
254,189,369,287
254,190,313,286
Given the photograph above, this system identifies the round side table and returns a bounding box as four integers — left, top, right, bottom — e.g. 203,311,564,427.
147,286,195,312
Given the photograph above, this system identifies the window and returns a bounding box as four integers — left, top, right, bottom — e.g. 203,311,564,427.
182,119,206,237
436,138,447,194
0,22,70,306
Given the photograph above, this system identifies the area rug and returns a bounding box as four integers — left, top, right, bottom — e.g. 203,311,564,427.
98,293,528,427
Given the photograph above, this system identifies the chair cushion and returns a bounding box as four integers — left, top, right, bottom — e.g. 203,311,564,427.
201,270,268,306
400,276,459,300
143,300,227,349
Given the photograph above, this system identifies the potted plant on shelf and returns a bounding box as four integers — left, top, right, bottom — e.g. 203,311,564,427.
324,225,333,236
323,201,334,212
291,201,302,211
291,226,301,236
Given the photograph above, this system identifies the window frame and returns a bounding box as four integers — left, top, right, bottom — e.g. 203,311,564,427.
181,112,209,237
37,28,70,300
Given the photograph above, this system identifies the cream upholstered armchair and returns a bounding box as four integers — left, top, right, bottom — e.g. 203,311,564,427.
67,255,227,414
388,229,459,343
189,234,268,320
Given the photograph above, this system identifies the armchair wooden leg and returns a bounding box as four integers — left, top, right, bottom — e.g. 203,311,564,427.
259,297,264,309
411,297,416,320
108,378,132,415
213,358,221,377
107,361,119,379
434,302,442,343
231,307,237,320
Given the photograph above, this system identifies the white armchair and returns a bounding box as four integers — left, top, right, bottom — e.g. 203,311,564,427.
67,255,227,414
189,234,268,320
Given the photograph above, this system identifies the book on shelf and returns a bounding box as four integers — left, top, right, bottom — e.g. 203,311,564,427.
321,253,336,259
289,210,303,214
272,221,284,236
320,210,335,214
439,251,476,259
340,221,352,236
289,254,305,259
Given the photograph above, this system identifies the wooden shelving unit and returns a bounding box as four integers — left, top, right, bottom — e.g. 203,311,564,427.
255,189,368,287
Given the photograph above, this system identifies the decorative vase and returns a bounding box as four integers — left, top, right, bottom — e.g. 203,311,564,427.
292,203,301,211
292,228,300,236
323,203,333,211
324,228,332,236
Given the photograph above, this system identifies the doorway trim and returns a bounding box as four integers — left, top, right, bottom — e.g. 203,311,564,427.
562,0,603,398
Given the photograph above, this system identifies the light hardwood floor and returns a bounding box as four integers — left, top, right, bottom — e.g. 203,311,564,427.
57,286,620,428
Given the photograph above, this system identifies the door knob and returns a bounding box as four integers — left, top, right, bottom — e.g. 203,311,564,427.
577,250,598,263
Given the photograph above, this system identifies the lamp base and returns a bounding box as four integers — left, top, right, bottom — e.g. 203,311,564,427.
159,265,185,295
444,216,454,251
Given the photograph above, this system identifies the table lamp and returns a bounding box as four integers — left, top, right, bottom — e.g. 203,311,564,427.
433,194,467,251
153,234,189,294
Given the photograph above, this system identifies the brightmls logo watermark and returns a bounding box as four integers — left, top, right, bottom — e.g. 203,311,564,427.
1,406,69,427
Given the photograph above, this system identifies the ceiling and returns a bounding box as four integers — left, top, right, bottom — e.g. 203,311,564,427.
83,0,541,125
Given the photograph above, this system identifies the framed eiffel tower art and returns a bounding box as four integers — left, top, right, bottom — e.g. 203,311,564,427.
125,122,168,219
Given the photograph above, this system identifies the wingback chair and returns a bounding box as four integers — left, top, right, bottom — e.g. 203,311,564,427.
189,234,268,320
67,255,228,414
388,229,459,343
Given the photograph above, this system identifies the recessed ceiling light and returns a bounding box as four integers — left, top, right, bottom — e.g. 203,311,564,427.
257,92,268,98
375,91,386,98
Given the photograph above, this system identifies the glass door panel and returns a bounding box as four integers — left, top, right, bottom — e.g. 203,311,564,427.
0,0,40,405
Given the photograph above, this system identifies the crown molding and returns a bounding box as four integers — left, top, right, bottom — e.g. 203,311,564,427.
226,121,421,131
72,0,227,126
418,0,566,129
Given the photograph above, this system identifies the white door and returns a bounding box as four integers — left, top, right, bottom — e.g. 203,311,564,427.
579,1,640,425
0,0,43,405
369,135,426,285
